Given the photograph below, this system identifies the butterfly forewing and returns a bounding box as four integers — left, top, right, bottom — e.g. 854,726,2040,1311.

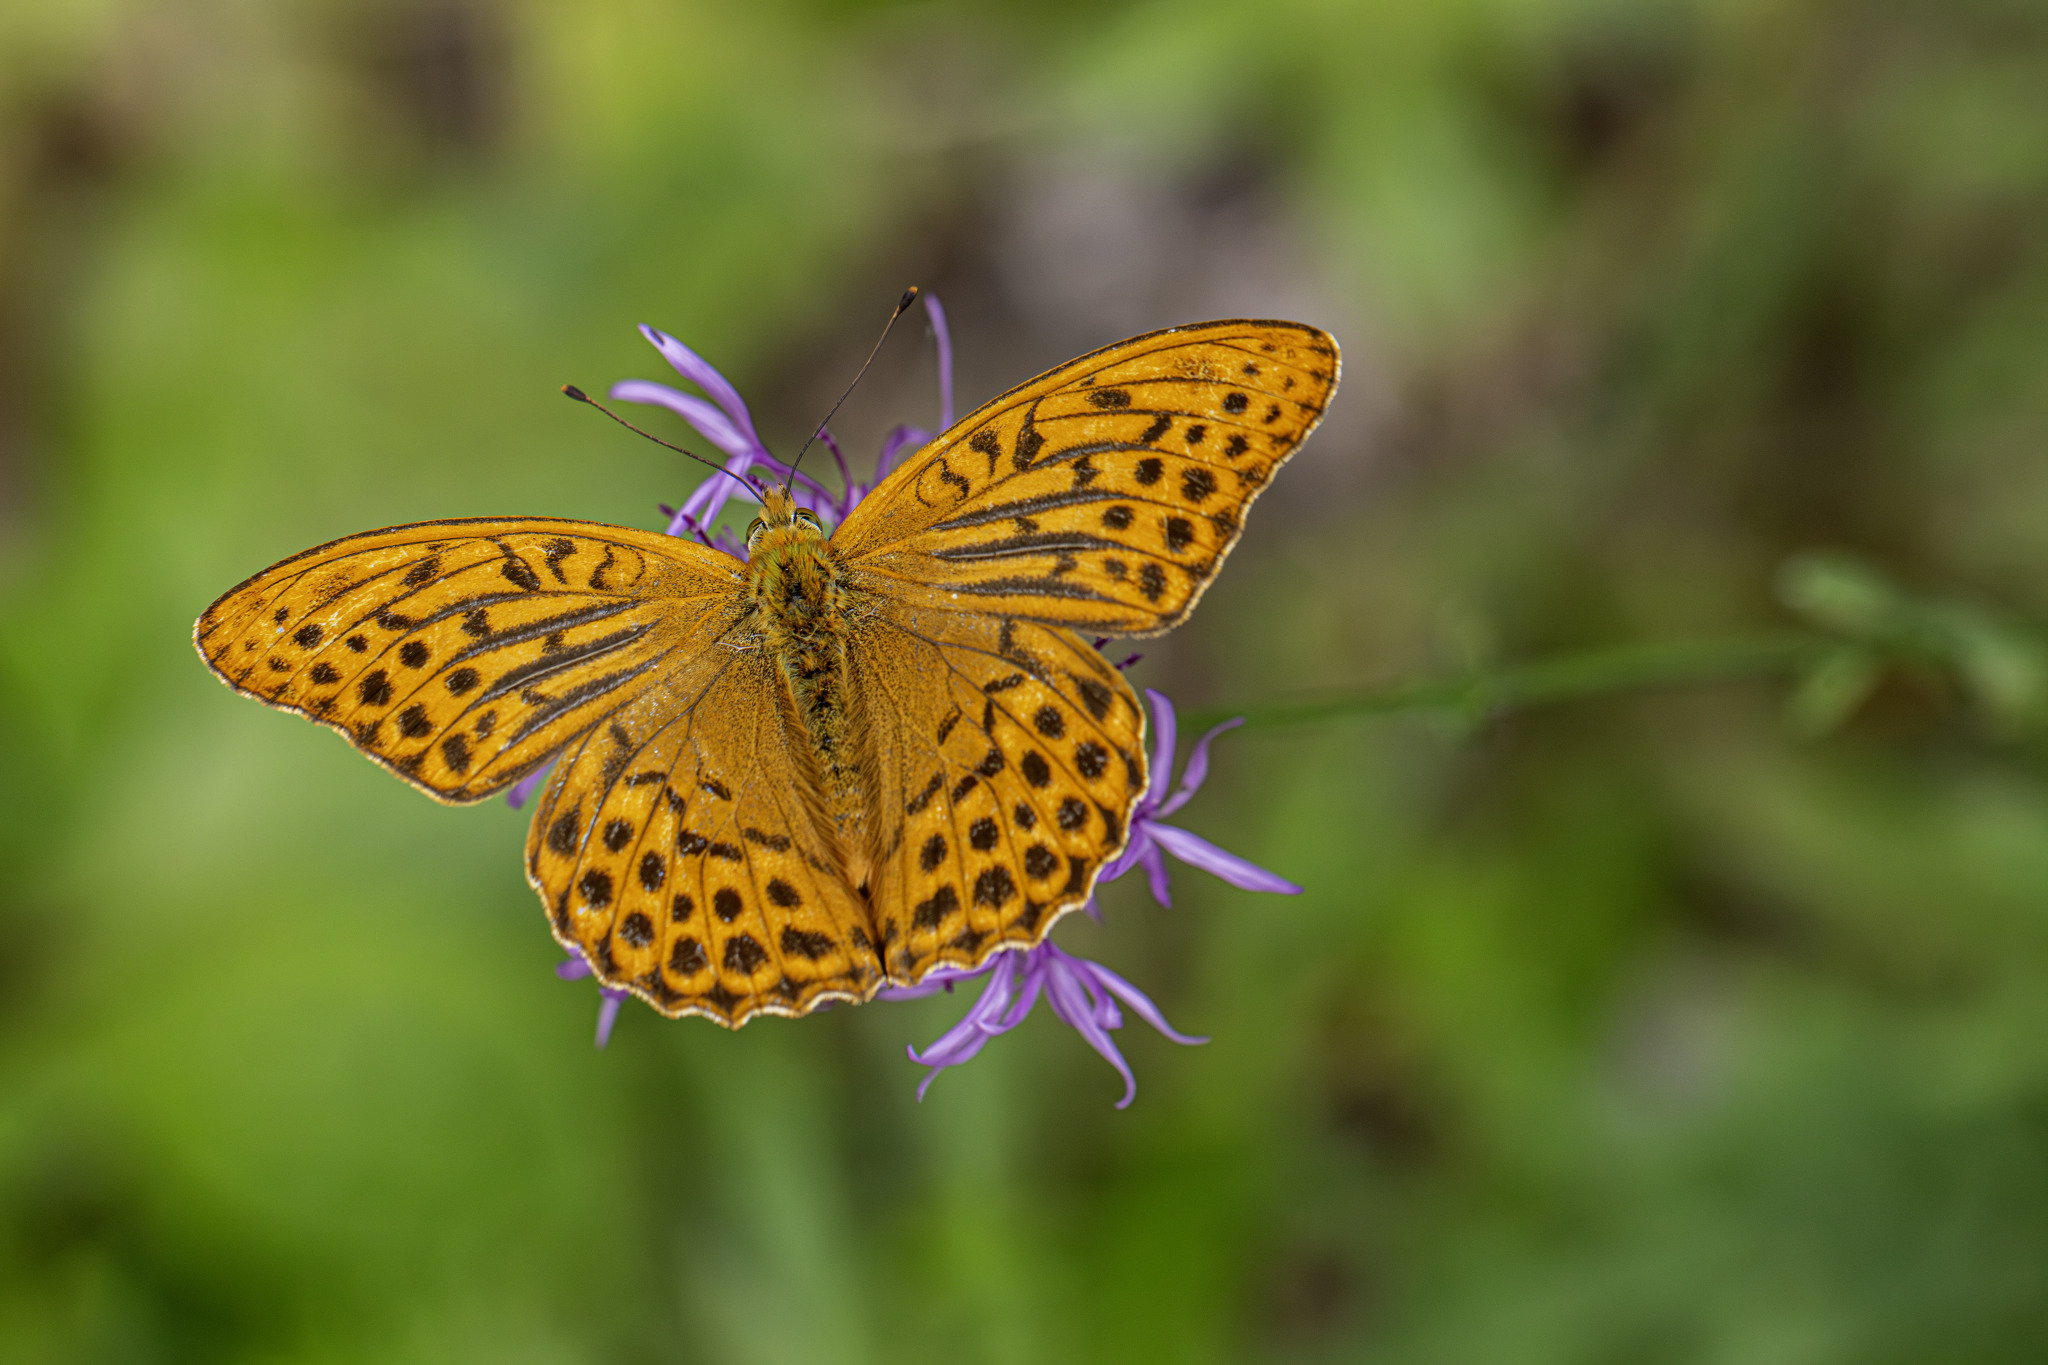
193,518,746,802
525,645,883,1025
844,603,1146,980
834,320,1338,636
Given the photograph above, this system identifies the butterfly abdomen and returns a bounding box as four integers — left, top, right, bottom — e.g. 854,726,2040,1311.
749,525,867,849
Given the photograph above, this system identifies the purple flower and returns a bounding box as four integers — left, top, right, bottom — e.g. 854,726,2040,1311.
885,943,1205,1109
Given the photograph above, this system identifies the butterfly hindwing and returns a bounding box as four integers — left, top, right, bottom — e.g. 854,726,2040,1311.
193,517,745,802
525,644,884,1024
834,320,1339,636
845,600,1147,981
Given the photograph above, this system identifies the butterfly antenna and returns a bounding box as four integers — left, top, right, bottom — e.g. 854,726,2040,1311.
561,385,756,498
784,286,920,491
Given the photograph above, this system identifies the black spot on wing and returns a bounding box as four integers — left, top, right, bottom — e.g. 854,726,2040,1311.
780,927,833,960
914,885,958,929
724,934,767,973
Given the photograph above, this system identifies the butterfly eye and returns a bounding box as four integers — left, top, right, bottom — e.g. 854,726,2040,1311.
793,508,822,533
745,517,767,549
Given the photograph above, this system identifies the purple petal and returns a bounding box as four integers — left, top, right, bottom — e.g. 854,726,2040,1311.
555,953,592,982
912,973,1042,1101
874,424,932,483
1098,826,1152,884
506,763,554,810
1156,717,1244,818
638,325,764,451
731,453,838,509
608,380,760,461
1148,822,1302,894
1140,839,1173,908
1085,960,1209,1046
815,425,852,493
663,505,746,557
1143,689,1178,817
924,293,954,430
594,990,626,1048
908,958,1022,1069
876,962,989,1001
671,457,760,534
1041,957,1139,1108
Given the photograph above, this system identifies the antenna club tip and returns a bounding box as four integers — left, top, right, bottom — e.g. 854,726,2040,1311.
562,384,589,402
896,286,919,313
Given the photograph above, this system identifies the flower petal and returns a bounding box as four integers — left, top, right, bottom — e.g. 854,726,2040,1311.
1086,960,1209,1046
608,379,759,461
1149,822,1302,894
1098,829,1151,885
1140,840,1173,908
1041,955,1139,1108
874,425,932,482
924,293,954,430
876,963,987,1001
594,990,626,1048
638,325,764,450
506,762,555,810
1143,689,1178,815
1156,717,1244,818
907,956,1039,1099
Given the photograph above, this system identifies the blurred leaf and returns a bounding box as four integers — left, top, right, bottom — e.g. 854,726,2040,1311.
1786,645,1881,738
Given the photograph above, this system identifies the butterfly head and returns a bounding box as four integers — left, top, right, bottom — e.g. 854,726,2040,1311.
746,483,826,555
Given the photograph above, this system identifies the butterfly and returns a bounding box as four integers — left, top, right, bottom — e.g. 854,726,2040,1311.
193,319,1339,1026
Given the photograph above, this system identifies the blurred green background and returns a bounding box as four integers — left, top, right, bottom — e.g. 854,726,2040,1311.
5,0,2048,1359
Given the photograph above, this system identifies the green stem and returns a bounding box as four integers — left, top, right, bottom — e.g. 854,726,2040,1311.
1186,630,1828,733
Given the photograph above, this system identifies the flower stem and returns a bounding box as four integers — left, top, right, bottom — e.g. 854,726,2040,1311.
1190,630,1829,732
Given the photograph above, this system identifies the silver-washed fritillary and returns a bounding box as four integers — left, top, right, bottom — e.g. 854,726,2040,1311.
193,320,1340,1025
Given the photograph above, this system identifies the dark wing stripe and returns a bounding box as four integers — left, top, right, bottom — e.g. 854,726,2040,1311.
922,576,1118,603
452,599,640,665
929,531,1122,562
506,654,666,745
931,487,1130,529
478,623,654,704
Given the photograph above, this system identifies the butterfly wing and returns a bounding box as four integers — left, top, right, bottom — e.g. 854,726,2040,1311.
195,516,883,1025
832,319,1339,636
524,639,882,1026
843,600,1147,982
193,517,746,801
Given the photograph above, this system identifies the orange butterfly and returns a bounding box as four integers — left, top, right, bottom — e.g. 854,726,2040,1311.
193,319,1339,1027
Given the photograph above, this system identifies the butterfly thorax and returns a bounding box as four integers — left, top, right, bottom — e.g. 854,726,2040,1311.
745,500,867,858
